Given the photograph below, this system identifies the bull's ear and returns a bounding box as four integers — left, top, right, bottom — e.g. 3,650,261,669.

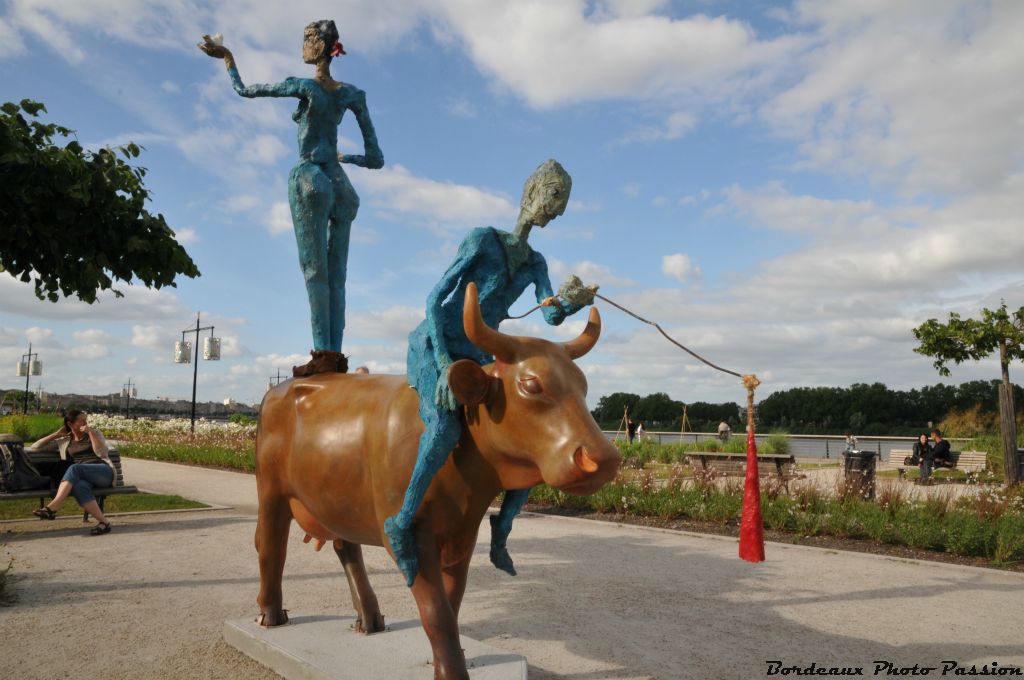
448,359,494,406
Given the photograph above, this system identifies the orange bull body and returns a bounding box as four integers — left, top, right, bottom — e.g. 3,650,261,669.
253,283,620,679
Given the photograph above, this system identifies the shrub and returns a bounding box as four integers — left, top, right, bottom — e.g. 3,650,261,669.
766,433,790,456
944,511,997,557
895,507,946,550
876,479,909,517
995,514,1024,563
228,413,256,426
763,496,796,531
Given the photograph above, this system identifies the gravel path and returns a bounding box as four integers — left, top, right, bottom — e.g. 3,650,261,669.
1,458,1022,680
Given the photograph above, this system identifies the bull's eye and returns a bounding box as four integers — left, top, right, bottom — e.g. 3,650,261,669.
518,376,543,395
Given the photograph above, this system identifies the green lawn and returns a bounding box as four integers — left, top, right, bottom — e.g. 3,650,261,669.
0,493,207,521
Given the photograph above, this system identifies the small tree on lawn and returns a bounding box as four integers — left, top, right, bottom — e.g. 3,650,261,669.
912,302,1024,485
0,99,199,303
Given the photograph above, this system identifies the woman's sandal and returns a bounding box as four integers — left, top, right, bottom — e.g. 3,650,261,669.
90,521,112,536
32,507,57,520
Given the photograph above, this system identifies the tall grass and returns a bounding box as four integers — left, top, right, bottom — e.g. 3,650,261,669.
120,438,256,471
529,476,1024,564
0,414,63,442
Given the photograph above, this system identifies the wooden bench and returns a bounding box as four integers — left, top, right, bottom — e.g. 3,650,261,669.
686,452,799,486
884,448,986,479
1,445,138,519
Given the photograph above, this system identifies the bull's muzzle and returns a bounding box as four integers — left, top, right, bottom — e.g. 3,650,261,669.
563,442,621,494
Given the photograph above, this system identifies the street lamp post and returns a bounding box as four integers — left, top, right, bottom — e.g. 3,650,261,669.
16,343,42,415
174,313,220,434
267,368,287,391
122,377,137,418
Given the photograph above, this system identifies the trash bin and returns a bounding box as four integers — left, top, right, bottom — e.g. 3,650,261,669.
842,450,877,500
1017,448,1024,483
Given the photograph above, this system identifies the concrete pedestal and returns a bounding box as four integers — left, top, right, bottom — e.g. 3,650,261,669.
224,615,527,680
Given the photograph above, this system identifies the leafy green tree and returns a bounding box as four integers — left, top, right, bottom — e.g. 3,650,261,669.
0,99,199,302
913,302,1024,485
633,392,682,426
591,392,640,426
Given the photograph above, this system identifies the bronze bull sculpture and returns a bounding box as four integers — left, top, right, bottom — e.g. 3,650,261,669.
255,282,621,679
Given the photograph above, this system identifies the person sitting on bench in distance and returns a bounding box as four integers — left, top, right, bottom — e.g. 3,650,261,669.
930,428,954,469
30,410,114,535
911,432,934,482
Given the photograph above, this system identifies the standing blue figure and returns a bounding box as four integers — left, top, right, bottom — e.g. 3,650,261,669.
387,160,599,586
199,22,383,376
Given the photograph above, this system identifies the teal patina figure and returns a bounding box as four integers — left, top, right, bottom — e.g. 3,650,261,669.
387,160,598,586
199,22,383,376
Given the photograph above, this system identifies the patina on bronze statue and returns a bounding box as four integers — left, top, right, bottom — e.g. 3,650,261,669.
255,282,620,680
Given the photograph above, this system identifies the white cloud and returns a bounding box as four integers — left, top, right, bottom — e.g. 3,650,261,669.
131,326,163,349
175,228,200,245
222,194,262,213
346,306,425,342
237,133,288,166
265,202,293,235
25,326,52,342
613,111,696,146
432,2,802,109
621,182,641,199
549,259,636,289
0,17,26,57
160,80,180,93
723,182,880,235
445,96,477,118
661,254,700,283
70,344,111,360
0,276,188,322
72,329,115,344
354,164,516,228
762,1,1024,194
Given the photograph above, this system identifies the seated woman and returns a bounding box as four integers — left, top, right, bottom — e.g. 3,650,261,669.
29,410,114,535
911,432,933,482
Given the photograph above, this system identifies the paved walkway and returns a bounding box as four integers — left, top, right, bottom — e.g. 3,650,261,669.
2,458,1022,680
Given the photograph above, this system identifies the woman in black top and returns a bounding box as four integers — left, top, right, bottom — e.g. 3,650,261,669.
912,433,931,464
30,410,114,534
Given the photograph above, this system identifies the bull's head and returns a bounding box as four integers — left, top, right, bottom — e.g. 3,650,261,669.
448,282,621,495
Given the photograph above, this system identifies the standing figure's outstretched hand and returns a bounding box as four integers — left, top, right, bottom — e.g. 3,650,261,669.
197,34,230,59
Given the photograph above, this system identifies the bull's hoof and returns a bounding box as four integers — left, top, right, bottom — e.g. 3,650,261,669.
384,516,419,587
256,608,289,627
353,611,386,634
489,545,517,576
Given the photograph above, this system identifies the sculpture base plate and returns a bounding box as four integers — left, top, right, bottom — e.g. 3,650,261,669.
224,615,528,680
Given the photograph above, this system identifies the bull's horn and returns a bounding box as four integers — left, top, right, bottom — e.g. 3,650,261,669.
463,282,517,363
562,306,602,360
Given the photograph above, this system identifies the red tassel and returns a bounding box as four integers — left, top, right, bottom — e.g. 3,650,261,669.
739,425,765,562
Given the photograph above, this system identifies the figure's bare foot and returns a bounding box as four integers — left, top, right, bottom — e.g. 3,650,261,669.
256,608,289,627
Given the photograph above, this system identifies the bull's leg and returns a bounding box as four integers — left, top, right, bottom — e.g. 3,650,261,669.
410,530,469,680
442,553,473,619
334,540,386,634
255,495,292,626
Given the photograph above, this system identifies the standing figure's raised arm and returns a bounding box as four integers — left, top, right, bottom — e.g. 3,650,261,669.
198,35,304,99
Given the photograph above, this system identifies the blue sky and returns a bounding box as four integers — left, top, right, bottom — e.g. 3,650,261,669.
2,1,1023,410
